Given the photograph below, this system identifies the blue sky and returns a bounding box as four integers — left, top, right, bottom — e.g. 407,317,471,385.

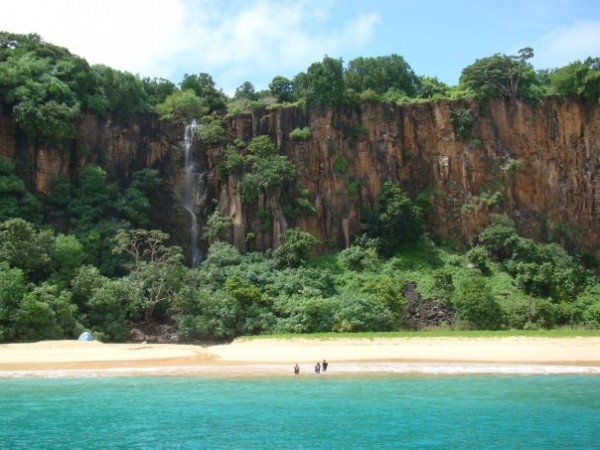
1,0,599,95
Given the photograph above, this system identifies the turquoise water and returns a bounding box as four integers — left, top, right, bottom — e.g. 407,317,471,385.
1,375,599,449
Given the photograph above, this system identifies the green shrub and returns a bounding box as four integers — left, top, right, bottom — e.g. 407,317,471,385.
467,246,490,274
196,121,226,145
338,245,379,271
332,294,396,332
452,276,504,330
347,177,361,199
345,123,368,147
289,127,311,141
273,228,320,268
503,159,522,173
333,156,349,175
450,107,475,140
359,89,382,102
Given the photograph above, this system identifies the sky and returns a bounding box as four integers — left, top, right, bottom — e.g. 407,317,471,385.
1,0,599,95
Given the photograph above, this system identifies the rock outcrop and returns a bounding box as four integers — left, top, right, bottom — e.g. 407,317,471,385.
0,98,598,259
216,98,599,257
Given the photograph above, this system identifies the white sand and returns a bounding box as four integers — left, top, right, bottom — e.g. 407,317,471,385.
1,337,599,377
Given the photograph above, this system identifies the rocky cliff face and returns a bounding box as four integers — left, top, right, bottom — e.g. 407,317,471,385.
215,98,599,257
0,111,191,251
1,98,598,259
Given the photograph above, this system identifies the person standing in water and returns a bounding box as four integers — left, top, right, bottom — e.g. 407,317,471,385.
294,364,300,375
315,362,321,374
322,359,328,372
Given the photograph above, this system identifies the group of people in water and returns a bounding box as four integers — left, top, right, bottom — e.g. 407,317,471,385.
293,359,328,375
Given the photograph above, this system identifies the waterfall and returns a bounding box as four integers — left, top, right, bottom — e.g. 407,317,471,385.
182,120,201,267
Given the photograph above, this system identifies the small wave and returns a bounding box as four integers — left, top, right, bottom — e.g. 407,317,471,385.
1,362,599,379
330,362,600,375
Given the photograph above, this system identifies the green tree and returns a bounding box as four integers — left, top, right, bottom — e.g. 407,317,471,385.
202,242,243,271
177,288,241,341
0,157,43,223
273,228,319,268
89,65,149,124
337,245,379,271
67,166,119,230
180,72,227,112
467,245,491,274
452,276,504,329
272,294,335,333
85,279,130,341
240,135,297,203
295,56,345,106
203,210,232,244
333,294,396,332
0,263,27,342
70,265,110,309
68,264,128,341
478,215,518,260
49,234,84,289
0,32,44,61
365,182,424,255
116,168,161,227
14,283,81,341
548,57,600,102
47,166,158,275
114,229,184,323
196,120,227,145
0,218,53,280
269,75,294,102
234,81,257,100
417,76,450,99
0,33,85,142
155,89,207,121
459,47,537,100
345,54,419,97
142,77,176,106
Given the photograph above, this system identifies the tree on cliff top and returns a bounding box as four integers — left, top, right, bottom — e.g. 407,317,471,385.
0,32,43,61
294,56,345,106
0,36,82,142
547,57,600,103
459,47,537,101
269,75,294,103
345,54,420,97
155,89,208,122
180,72,227,112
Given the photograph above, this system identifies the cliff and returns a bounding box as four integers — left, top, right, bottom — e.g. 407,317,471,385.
216,98,599,257
0,98,598,260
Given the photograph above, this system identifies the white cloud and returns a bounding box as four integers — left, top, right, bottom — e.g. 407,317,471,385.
534,21,600,69
0,0,187,77
0,0,379,91
176,0,380,92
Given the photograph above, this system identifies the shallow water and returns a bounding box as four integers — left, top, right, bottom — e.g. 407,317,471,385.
1,374,599,449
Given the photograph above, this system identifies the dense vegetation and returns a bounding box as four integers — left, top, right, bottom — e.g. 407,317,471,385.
1,32,599,342
2,32,599,145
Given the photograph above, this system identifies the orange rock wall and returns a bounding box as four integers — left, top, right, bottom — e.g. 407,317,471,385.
0,99,598,258
218,98,599,256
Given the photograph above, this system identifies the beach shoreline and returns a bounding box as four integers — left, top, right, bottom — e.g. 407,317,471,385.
1,337,600,378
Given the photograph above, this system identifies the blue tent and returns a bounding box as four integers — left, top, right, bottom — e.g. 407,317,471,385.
78,331,95,341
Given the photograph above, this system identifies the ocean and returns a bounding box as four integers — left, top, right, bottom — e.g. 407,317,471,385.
1,374,599,449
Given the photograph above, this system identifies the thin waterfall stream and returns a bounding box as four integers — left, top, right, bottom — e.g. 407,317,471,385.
182,120,201,267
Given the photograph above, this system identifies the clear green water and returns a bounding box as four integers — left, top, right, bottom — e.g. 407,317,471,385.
1,375,599,449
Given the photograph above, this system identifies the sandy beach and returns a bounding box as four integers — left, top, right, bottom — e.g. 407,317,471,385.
1,337,600,377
